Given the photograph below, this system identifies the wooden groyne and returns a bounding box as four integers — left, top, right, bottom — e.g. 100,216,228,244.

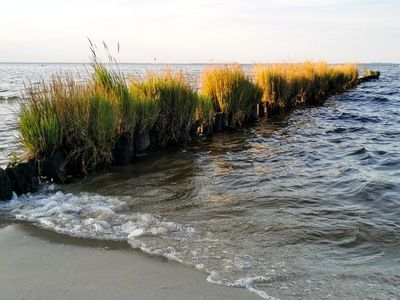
0,63,379,201
357,70,380,84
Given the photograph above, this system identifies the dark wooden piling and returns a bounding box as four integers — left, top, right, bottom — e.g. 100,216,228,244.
357,71,380,84
0,168,13,201
134,131,151,154
113,132,135,165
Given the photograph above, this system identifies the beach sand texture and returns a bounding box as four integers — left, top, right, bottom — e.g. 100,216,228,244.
0,223,257,300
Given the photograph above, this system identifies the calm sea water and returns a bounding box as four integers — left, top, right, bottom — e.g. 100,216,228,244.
0,63,399,299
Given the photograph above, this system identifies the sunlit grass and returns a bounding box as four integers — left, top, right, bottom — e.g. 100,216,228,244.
254,61,358,113
128,80,160,134
18,59,360,174
137,70,197,145
200,65,262,126
92,62,136,134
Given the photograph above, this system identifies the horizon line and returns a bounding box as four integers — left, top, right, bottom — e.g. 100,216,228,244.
0,61,398,65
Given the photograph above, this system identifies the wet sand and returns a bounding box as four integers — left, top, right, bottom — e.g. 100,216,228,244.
0,223,258,300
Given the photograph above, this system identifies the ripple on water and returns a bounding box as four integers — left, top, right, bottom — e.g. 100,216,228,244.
0,64,400,299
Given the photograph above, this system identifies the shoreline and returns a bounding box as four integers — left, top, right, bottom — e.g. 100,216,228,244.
0,223,259,300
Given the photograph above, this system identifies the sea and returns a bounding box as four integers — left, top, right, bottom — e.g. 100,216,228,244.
0,63,399,299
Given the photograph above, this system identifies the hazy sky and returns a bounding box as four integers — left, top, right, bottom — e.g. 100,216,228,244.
1,0,399,63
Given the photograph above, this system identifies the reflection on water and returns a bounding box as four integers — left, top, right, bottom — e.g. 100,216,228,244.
1,63,400,299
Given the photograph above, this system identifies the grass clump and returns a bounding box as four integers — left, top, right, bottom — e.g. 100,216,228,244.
200,65,262,126
194,94,214,128
92,62,136,134
327,64,359,92
20,76,118,173
134,70,197,146
254,62,358,113
82,91,118,169
19,93,62,158
128,80,160,133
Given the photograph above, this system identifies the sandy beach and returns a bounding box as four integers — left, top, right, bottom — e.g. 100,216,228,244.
0,223,258,300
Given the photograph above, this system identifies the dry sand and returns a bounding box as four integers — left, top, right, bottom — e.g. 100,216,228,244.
0,223,259,300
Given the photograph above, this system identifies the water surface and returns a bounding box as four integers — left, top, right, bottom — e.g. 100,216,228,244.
0,63,399,299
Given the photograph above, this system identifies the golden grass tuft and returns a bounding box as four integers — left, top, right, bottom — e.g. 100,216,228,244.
128,79,160,134
254,61,358,113
200,64,262,126
135,70,198,146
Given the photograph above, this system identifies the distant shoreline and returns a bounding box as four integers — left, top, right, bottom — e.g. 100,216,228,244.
0,62,398,65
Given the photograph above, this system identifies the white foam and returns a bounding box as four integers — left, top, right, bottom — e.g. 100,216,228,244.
207,271,277,300
0,189,191,243
0,189,276,300
195,264,204,270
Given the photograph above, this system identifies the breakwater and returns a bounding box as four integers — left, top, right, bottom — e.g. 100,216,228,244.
0,62,378,201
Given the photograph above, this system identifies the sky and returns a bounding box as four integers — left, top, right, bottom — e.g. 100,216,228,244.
1,0,399,63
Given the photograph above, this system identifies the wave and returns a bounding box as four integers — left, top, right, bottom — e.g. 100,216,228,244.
326,126,366,134
337,112,381,123
0,186,190,241
348,147,368,155
0,187,274,299
207,272,277,299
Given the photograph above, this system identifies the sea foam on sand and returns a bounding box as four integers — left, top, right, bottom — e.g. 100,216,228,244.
0,187,274,299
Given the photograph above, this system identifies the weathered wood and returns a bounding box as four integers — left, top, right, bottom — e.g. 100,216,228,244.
134,130,151,153
37,151,68,184
0,168,13,201
113,132,135,165
357,71,380,84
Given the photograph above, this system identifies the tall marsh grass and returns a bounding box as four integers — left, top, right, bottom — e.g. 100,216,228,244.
194,94,214,128
254,62,358,113
19,93,61,158
136,70,198,146
20,76,118,173
18,59,360,175
128,80,160,133
200,65,262,125
92,62,136,134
